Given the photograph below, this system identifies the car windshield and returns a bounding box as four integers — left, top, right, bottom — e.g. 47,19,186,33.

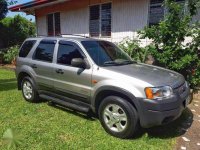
81,41,135,66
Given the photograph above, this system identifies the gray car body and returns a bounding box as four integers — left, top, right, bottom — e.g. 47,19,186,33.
16,36,190,128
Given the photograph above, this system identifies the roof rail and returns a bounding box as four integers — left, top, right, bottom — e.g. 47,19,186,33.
36,35,57,38
36,34,90,38
59,34,89,38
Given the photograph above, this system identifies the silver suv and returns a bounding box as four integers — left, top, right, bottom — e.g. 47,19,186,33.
15,35,191,139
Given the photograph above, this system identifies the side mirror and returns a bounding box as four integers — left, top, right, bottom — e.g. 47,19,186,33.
71,58,86,68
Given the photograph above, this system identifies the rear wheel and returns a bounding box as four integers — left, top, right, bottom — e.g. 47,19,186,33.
21,76,39,103
99,96,139,139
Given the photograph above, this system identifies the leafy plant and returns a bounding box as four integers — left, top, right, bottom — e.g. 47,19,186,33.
3,45,19,64
139,0,200,88
118,38,149,63
186,23,200,87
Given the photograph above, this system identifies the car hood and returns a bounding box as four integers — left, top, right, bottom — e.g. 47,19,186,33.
104,63,185,88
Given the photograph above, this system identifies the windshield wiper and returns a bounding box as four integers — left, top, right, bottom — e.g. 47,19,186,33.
104,61,120,66
104,60,136,66
120,60,137,65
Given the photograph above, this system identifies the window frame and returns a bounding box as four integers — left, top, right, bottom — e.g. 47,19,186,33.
56,40,86,67
89,2,112,38
32,39,57,63
47,12,61,36
47,13,54,36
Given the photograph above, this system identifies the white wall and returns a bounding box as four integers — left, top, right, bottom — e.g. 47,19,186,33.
111,0,149,43
36,0,150,41
36,16,47,36
60,7,89,36
35,0,199,46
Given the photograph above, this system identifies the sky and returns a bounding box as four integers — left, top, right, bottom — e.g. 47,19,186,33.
7,0,35,22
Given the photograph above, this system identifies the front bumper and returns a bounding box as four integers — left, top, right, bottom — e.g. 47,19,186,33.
138,84,192,128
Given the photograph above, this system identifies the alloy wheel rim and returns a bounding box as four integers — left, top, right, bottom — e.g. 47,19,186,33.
23,81,33,99
103,104,128,132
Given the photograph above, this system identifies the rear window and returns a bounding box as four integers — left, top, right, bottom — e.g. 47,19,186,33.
33,40,56,63
19,40,36,57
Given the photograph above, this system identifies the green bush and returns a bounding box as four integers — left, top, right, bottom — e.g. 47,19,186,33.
118,38,149,63
3,45,19,64
139,0,200,88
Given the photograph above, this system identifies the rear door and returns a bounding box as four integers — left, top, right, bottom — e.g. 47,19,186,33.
30,39,56,91
53,40,92,103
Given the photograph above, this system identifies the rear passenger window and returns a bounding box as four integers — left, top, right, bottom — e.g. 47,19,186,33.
19,40,36,57
57,41,84,66
33,40,56,62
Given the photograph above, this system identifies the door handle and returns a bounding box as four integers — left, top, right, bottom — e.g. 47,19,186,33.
31,64,37,69
56,69,64,74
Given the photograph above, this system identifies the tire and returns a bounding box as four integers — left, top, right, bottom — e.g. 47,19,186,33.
98,96,139,139
21,76,39,103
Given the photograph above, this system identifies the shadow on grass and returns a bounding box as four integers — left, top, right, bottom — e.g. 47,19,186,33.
48,102,96,121
134,108,193,139
0,78,17,91
47,100,193,140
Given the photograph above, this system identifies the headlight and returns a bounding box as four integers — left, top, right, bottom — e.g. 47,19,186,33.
145,86,173,99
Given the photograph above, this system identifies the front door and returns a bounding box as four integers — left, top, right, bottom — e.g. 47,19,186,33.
53,40,92,103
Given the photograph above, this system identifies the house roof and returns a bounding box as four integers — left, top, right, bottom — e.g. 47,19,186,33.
9,0,66,12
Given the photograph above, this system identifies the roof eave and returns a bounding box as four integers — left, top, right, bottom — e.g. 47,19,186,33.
9,0,68,13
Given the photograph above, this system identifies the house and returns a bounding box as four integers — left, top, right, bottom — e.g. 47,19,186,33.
9,0,200,45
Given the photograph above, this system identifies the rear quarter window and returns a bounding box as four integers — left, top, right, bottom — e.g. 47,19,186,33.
19,40,36,57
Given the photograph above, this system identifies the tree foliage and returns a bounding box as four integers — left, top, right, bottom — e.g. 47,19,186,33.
0,0,8,20
139,0,200,88
0,15,36,48
0,0,17,20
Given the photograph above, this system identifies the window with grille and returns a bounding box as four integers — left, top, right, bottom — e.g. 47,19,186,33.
149,0,165,26
47,12,61,36
89,3,112,37
89,5,100,37
149,0,185,26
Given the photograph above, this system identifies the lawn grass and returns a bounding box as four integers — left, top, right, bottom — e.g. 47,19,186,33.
0,69,191,150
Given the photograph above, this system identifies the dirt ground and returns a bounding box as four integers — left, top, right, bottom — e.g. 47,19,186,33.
176,96,200,150
0,64,15,70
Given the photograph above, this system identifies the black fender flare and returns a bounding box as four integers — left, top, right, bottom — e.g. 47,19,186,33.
17,69,38,90
91,86,142,115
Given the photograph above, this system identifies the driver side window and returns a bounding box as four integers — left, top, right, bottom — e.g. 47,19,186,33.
57,41,84,66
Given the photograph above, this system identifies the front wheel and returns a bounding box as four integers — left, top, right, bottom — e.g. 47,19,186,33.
98,96,139,139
